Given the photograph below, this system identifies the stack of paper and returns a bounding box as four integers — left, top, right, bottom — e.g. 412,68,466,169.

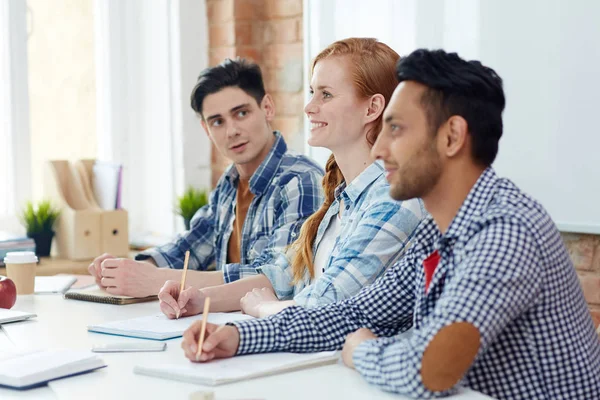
0,232,35,267
92,161,123,210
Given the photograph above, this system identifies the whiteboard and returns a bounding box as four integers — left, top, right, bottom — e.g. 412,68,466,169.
304,0,600,233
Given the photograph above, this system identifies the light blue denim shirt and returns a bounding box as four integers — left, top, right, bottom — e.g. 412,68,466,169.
257,161,425,307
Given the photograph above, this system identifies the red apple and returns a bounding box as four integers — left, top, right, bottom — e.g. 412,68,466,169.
0,276,17,309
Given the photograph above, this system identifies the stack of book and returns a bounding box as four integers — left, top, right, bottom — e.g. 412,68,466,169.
0,232,36,267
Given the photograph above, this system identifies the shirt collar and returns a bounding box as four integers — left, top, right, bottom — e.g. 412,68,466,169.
334,162,385,204
224,131,287,196
443,167,498,242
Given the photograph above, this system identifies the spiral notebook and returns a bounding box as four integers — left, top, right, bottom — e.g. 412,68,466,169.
64,285,158,305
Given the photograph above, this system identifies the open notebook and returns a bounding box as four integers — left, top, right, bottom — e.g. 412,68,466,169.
64,285,157,305
0,309,36,325
134,351,339,386
0,349,106,389
88,312,254,340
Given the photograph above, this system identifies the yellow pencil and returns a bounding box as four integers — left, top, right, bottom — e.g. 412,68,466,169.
176,250,190,319
196,297,211,360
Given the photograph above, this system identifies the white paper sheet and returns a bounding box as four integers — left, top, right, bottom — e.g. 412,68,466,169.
35,276,77,294
92,161,122,210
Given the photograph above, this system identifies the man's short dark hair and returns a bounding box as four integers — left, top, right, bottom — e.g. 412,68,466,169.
396,49,505,166
190,58,266,117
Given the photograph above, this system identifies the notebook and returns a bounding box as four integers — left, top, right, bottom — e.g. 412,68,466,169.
0,349,106,389
0,309,36,325
134,350,339,386
64,285,158,305
88,312,254,340
35,276,77,294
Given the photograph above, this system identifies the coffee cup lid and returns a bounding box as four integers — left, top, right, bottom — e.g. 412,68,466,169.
3,251,38,264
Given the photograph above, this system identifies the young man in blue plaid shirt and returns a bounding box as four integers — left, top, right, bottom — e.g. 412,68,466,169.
88,59,324,298
182,50,600,399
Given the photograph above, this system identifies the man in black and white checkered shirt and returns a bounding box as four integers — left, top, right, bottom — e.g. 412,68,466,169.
182,49,600,399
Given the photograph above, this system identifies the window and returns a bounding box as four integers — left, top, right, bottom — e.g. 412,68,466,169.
1,0,210,239
27,0,98,201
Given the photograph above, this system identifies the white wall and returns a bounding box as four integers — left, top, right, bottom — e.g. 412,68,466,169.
305,0,600,233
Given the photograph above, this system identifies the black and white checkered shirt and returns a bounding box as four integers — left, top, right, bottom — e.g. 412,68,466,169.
232,168,600,399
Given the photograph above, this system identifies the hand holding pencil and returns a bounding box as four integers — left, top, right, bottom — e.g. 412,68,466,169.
181,319,241,363
157,251,206,319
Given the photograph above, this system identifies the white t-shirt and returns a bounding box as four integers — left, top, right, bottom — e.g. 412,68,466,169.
312,213,341,282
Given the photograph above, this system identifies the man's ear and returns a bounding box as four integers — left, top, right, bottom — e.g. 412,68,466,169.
364,94,386,124
200,119,210,137
443,116,469,158
261,93,276,122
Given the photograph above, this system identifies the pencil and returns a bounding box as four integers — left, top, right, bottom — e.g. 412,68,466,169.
196,297,211,360
176,250,190,319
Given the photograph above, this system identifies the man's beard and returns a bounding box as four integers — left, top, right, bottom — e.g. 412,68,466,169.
389,141,442,201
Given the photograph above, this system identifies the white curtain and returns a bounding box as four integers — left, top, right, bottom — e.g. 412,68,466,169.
94,0,210,237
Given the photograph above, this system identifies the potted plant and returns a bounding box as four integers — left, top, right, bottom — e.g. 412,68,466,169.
175,187,208,230
19,200,61,257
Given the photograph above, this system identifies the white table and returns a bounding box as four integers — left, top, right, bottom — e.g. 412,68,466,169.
0,295,493,400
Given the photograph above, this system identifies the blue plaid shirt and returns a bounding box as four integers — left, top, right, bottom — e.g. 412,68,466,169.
231,168,600,399
257,162,425,307
137,132,324,282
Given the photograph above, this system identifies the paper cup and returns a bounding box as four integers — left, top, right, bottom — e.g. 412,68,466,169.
4,251,38,295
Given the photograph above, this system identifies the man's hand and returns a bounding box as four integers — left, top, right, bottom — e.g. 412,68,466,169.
88,253,116,287
341,328,377,369
99,258,163,297
240,287,278,318
181,322,240,362
158,280,207,319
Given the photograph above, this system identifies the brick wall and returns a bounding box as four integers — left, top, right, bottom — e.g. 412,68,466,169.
206,0,305,187
562,233,600,330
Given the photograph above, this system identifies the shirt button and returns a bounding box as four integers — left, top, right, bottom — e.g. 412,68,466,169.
291,232,297,237
345,205,350,210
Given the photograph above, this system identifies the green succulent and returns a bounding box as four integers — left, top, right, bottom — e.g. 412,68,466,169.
19,200,61,235
175,187,208,228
